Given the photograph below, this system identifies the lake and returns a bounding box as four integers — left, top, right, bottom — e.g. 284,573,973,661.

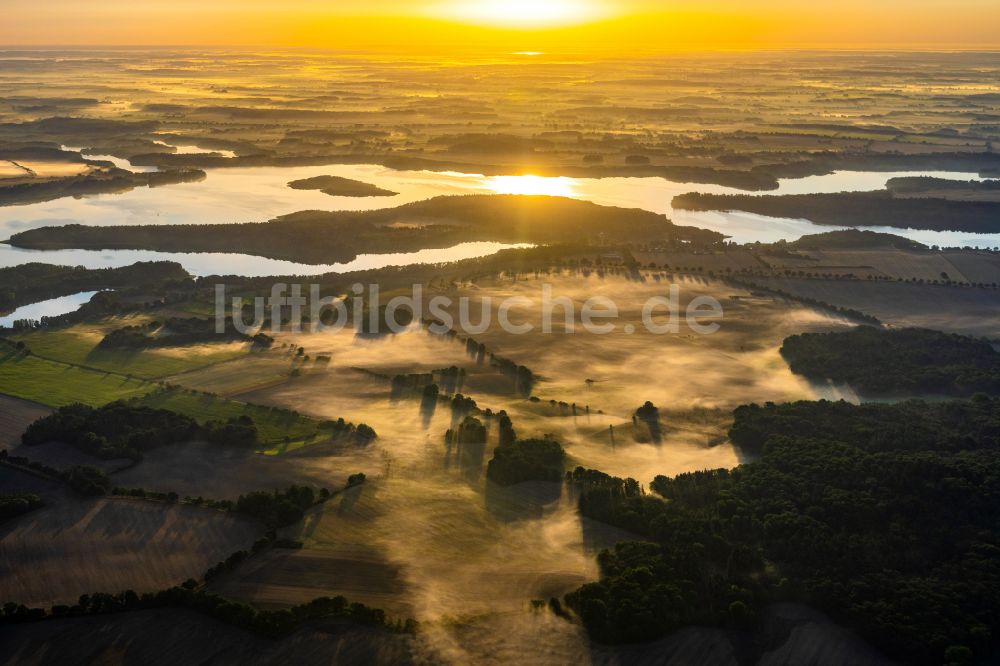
0,158,996,277
0,291,99,327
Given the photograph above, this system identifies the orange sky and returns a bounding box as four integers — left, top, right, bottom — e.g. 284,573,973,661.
2,0,999,50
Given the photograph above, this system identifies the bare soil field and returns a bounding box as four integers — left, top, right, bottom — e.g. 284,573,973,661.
0,602,889,666
762,249,1000,284
8,440,130,474
216,469,638,629
211,546,411,616
632,249,765,273
751,277,1000,337
0,465,63,500
0,393,50,449
210,481,414,616
942,251,1000,285
111,439,379,498
0,497,261,607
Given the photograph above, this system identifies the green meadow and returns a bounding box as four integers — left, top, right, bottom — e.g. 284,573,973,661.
135,388,337,451
0,350,154,407
13,321,252,380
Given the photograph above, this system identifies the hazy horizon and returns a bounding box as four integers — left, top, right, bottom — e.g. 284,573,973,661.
3,0,1000,51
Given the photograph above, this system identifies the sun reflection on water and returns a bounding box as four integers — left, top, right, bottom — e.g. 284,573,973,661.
483,174,579,197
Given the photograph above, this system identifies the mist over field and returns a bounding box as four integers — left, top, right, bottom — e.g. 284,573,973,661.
0,4,999,664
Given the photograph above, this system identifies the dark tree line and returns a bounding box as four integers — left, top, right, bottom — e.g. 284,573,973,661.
391,366,465,398
729,396,1000,457
673,190,1000,234
460,335,535,396
0,586,415,638
98,316,273,349
0,451,109,497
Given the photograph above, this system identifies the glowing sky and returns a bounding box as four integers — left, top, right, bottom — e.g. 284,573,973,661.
2,0,999,50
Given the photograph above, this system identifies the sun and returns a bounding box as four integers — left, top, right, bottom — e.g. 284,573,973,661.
484,175,579,197
431,0,610,28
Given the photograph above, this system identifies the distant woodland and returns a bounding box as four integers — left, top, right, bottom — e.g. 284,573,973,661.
9,195,725,264
0,167,205,207
0,261,189,313
784,228,927,250
673,191,1000,234
885,176,1000,194
780,326,1000,395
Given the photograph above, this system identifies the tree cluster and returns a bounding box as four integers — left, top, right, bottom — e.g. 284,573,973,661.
486,436,566,486
565,397,1000,664
0,492,43,523
22,402,261,460
234,485,316,528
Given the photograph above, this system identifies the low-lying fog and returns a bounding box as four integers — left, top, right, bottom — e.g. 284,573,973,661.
179,273,853,663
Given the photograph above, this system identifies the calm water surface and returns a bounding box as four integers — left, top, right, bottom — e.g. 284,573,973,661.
0,291,98,326
1,158,996,276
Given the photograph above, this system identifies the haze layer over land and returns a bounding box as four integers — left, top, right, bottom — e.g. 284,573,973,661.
0,29,999,666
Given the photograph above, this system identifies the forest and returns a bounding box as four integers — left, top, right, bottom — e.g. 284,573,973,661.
0,261,189,313
780,326,1000,395
7,195,725,264
21,401,260,459
565,397,1000,665
672,190,1000,233
0,165,205,207
885,176,1000,194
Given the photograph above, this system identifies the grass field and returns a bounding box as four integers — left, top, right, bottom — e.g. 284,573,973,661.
167,352,298,397
135,388,337,450
0,350,154,407
0,347,336,452
12,319,251,379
